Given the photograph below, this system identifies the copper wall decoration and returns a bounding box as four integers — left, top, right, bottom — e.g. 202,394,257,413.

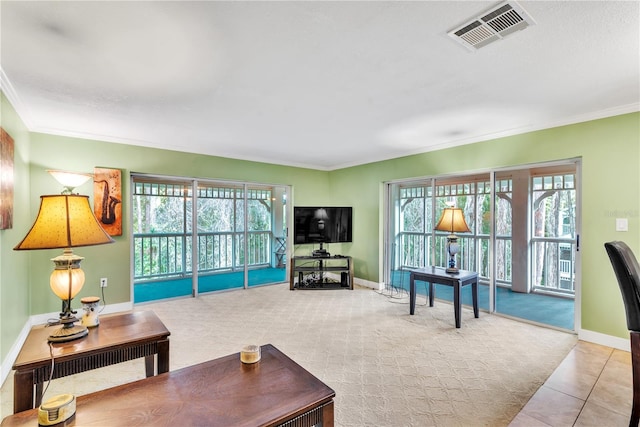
93,167,122,236
0,127,14,230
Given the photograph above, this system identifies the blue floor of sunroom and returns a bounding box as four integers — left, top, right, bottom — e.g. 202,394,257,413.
390,270,574,330
134,268,287,303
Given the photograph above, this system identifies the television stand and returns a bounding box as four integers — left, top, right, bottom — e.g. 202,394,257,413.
290,255,353,290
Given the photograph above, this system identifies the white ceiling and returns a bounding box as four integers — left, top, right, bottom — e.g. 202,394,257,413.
1,1,638,170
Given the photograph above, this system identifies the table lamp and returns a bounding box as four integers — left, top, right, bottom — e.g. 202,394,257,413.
434,205,470,274
14,171,114,342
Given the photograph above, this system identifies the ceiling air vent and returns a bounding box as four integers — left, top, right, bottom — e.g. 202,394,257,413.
447,1,536,51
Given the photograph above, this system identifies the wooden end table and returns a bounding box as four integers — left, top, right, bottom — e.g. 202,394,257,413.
409,266,479,328
11,310,170,413
2,344,335,427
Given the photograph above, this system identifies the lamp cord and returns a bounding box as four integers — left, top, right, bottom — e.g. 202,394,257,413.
41,342,56,402
99,284,107,314
382,282,428,305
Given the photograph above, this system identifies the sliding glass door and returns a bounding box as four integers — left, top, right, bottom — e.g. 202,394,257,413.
384,175,492,311
385,182,432,295
384,161,579,331
132,175,288,303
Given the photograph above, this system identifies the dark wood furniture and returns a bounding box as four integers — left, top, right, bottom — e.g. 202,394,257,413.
409,266,479,328
11,310,170,414
2,344,335,427
290,255,353,290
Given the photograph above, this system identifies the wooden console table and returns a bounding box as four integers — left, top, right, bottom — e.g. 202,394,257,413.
11,310,170,413
2,344,335,427
409,266,479,328
290,255,354,290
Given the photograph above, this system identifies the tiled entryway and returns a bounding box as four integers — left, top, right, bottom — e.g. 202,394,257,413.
510,341,632,426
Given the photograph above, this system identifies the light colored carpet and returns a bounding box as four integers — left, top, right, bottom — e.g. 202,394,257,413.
1,283,577,426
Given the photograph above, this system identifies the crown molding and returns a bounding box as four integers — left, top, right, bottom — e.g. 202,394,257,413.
0,67,34,129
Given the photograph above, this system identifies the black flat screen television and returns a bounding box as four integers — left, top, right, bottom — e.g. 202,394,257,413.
294,206,352,244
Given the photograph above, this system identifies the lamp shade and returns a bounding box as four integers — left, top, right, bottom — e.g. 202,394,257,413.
434,207,471,234
14,195,114,250
47,170,93,192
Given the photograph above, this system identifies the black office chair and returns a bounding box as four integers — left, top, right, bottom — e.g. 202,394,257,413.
605,241,640,427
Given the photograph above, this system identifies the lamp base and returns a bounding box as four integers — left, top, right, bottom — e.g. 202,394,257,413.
48,318,88,343
445,267,460,274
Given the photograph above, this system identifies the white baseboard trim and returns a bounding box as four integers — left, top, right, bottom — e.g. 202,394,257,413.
354,277,384,290
0,320,33,389
28,302,133,326
578,328,630,352
0,301,133,388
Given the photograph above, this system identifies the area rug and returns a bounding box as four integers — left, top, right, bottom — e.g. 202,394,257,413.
0,283,577,426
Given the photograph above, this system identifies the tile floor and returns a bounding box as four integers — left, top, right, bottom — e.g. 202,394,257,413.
510,340,633,426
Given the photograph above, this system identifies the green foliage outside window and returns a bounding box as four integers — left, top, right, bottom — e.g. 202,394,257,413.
132,180,273,281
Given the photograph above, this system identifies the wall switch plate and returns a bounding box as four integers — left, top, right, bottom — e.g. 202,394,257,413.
100,278,108,287
616,218,628,232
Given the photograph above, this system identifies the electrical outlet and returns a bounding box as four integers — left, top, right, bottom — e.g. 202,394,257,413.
616,218,629,232
100,278,108,288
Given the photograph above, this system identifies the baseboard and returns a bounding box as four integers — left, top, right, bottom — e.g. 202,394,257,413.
0,301,133,388
28,301,133,326
578,328,630,352
0,320,33,389
354,277,384,290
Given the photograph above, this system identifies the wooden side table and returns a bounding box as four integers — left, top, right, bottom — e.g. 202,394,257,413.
409,266,479,328
12,310,170,413
2,344,335,427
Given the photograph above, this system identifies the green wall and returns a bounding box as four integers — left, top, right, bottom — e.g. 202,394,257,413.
1,87,639,369
0,93,31,363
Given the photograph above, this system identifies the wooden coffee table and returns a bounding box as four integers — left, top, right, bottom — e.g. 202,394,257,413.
11,310,170,413
2,344,335,427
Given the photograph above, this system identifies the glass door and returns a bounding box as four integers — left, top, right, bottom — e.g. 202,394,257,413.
246,185,288,288
384,162,579,331
132,179,194,302
132,175,288,303
493,165,577,330
196,183,288,292
384,181,433,297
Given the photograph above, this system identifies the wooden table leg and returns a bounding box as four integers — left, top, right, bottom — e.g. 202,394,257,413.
13,369,34,413
472,281,479,318
429,283,435,307
322,400,335,427
145,355,154,377
410,275,416,315
454,281,461,328
157,337,170,374
145,338,170,376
